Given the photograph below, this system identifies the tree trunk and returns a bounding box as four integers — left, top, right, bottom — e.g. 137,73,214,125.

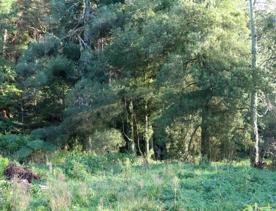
249,0,260,166
20,95,25,132
83,0,92,46
129,100,136,154
201,105,210,160
86,136,92,151
144,102,150,158
2,29,8,58
80,0,93,75
187,124,200,156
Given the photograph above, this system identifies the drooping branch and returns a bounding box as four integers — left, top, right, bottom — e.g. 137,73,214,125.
82,0,93,49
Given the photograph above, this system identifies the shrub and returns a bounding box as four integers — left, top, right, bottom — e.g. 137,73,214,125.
63,160,89,180
0,156,9,177
0,134,56,161
86,129,125,153
54,150,137,176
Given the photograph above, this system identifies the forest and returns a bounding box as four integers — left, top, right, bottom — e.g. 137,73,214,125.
0,0,275,210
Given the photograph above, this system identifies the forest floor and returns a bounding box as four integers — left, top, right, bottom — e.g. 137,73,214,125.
0,152,276,211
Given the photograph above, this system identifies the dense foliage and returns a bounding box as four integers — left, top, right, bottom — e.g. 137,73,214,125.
0,0,275,161
0,1,275,210
0,0,275,162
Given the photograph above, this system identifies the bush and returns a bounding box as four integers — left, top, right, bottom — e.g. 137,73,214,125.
0,156,9,177
0,134,28,156
86,129,125,153
54,150,137,177
0,134,55,161
63,160,89,180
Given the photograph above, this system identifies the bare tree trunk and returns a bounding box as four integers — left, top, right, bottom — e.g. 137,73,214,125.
187,124,200,156
2,29,8,58
201,105,210,160
83,0,92,46
80,0,93,75
249,0,260,166
20,95,25,132
145,102,150,158
129,100,136,154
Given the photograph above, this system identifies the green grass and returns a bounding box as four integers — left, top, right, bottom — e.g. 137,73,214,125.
0,152,275,210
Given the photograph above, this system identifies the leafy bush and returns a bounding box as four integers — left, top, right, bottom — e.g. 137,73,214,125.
0,156,9,177
86,129,125,153
54,150,137,177
30,34,61,59
63,160,89,180
0,134,55,161
0,134,28,155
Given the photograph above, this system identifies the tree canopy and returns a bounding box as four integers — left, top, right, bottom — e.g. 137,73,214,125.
0,0,275,164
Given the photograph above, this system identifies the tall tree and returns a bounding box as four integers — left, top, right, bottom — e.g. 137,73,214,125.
249,0,260,166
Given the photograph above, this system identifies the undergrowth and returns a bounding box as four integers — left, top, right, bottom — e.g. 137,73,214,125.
0,151,275,211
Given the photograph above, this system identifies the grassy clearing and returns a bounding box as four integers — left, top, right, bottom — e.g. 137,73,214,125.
0,152,276,211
